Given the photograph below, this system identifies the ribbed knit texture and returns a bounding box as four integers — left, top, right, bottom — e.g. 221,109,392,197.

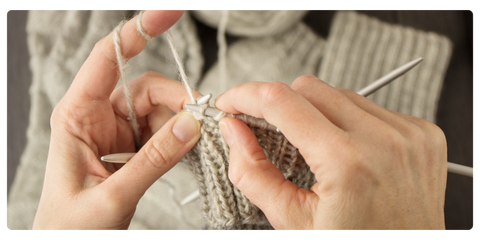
183,111,316,229
184,11,452,229
318,11,452,123
8,10,452,230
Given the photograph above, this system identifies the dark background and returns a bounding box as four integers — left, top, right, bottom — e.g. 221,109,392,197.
8,10,473,229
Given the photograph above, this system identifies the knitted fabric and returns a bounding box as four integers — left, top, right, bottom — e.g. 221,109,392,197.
318,11,452,122
8,10,452,230
183,107,315,229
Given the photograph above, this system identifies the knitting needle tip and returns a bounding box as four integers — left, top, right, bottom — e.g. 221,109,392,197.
100,153,135,163
185,104,204,113
357,57,423,97
195,93,212,105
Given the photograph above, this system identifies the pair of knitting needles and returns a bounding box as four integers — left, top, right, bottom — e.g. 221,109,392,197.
101,57,473,178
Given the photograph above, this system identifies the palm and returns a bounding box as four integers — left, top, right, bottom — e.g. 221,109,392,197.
33,11,190,230
90,101,134,157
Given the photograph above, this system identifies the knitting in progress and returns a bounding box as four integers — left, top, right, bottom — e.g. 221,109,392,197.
115,11,315,229
8,10,453,230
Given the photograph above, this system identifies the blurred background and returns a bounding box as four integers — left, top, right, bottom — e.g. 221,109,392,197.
7,10,473,229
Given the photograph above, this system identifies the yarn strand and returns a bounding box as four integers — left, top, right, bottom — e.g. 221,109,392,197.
136,11,153,42
217,10,229,93
114,20,141,149
166,30,197,105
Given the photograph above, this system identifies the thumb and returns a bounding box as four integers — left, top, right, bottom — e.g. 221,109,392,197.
103,111,200,205
220,117,317,229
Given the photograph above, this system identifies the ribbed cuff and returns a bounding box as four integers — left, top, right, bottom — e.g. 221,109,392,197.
318,11,452,123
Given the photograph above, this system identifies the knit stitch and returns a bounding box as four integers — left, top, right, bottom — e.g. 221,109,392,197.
183,10,452,229
180,103,316,229
8,10,453,230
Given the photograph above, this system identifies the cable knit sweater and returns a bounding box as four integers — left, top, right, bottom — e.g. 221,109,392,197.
7,10,452,229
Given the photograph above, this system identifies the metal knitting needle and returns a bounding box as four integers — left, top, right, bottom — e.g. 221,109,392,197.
100,153,135,163
101,58,423,164
188,57,425,133
447,162,473,178
357,57,423,97
102,57,474,177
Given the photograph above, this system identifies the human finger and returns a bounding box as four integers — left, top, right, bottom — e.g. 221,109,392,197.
110,71,202,120
339,87,448,177
101,111,201,205
219,117,317,229
334,87,431,136
67,10,184,102
214,81,345,163
290,75,372,131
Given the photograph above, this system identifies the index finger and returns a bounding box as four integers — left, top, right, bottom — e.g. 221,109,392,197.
66,10,183,102
214,81,345,160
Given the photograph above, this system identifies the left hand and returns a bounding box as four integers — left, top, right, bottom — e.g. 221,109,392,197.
33,11,202,229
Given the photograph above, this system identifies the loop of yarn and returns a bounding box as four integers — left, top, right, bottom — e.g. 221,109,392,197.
191,103,209,121
117,11,316,229
136,11,153,42
116,11,205,150
233,114,271,131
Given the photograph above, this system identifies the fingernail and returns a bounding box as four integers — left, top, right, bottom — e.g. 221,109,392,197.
172,112,200,143
219,120,232,145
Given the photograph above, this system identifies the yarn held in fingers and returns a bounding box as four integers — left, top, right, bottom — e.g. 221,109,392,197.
114,20,141,149
136,11,153,42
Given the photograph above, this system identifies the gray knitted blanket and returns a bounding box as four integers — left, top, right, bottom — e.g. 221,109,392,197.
8,10,452,229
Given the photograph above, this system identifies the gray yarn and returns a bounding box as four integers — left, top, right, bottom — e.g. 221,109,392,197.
114,20,141,149
192,10,308,37
181,103,315,229
183,11,452,230
8,10,452,230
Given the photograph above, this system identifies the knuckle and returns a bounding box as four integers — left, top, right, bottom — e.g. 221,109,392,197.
291,74,320,91
140,71,165,79
405,121,427,144
94,38,116,65
228,165,243,187
261,82,292,107
400,117,448,173
144,138,171,169
50,102,72,131
334,87,352,96
50,105,61,127
408,117,447,149
333,86,347,92
384,127,411,155
93,38,105,52
424,125,447,157
430,124,447,148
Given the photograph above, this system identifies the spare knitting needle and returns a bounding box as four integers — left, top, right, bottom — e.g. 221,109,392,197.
101,57,474,178
357,57,423,97
100,153,135,163
188,57,425,133
447,162,473,178
101,58,423,163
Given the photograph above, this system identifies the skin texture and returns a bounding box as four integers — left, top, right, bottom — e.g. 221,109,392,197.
33,10,204,229
33,10,448,229
216,76,448,229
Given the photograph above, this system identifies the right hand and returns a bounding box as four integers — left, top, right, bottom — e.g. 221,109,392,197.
215,75,448,229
